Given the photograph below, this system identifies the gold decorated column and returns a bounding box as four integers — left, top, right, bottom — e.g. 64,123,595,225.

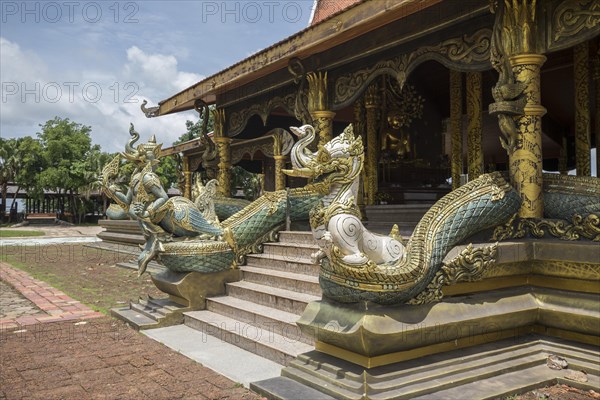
559,136,568,175
466,71,483,180
509,54,546,218
182,155,192,199
489,1,546,218
354,99,367,213
273,132,286,191
364,84,380,205
449,70,463,190
574,42,591,176
594,46,600,176
213,108,232,197
307,71,335,147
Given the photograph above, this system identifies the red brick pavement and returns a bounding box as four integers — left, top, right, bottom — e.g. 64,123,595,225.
0,262,103,329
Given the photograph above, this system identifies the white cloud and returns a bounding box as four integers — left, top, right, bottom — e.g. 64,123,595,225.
0,37,200,152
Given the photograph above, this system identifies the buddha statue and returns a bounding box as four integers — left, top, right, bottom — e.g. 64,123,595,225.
381,110,412,160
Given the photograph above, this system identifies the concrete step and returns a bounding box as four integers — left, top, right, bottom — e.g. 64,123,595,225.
251,376,336,400
206,296,312,345
97,231,145,245
240,266,321,297
262,242,318,260
226,281,320,315
184,310,313,366
110,307,158,330
410,365,556,400
364,204,432,222
134,297,187,319
130,302,163,320
245,253,319,276
278,231,316,245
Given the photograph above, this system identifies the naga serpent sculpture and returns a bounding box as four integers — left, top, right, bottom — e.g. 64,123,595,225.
286,124,522,304
101,124,320,276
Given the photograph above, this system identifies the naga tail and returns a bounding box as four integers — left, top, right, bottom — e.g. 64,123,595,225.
320,172,521,304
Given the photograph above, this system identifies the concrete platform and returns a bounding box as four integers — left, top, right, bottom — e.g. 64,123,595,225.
143,324,283,388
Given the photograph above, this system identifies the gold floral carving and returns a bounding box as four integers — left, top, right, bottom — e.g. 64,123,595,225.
334,28,492,107
408,243,498,304
552,0,600,42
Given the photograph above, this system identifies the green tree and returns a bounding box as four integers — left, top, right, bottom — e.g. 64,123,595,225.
0,138,18,222
37,117,94,223
173,105,214,145
13,136,45,204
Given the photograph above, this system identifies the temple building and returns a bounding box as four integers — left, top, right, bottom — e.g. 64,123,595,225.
153,0,598,223
121,1,600,398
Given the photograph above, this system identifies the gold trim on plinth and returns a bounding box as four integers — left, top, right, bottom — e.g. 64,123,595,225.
316,327,531,369
531,325,600,348
509,54,547,67
442,275,600,297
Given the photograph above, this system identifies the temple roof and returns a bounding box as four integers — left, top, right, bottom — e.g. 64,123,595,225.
153,0,441,117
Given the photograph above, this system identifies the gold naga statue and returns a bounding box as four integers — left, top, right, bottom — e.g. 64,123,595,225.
101,124,224,275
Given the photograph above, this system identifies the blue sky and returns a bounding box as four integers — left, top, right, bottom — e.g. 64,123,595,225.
1,1,314,152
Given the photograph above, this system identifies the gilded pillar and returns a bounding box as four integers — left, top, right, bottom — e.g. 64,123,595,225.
509,54,546,218
574,42,591,176
364,84,380,205
273,132,286,191
489,1,545,218
273,156,286,191
354,99,367,212
559,136,568,175
449,70,463,190
466,71,483,180
182,155,192,199
307,72,335,147
213,108,231,197
594,47,600,176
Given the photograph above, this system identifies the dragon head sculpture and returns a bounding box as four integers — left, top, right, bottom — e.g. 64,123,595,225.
284,124,364,194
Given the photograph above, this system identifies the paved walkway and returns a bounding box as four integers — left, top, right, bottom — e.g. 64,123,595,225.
0,262,103,329
2,226,103,237
0,281,41,319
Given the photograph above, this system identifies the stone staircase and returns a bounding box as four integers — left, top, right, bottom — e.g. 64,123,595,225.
113,296,190,330
183,231,320,366
364,204,432,236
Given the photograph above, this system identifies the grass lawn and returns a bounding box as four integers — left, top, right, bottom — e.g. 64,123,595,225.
1,244,163,314
0,230,45,238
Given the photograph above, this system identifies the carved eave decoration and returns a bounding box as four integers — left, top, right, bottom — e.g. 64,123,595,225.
230,128,294,165
227,87,297,136
333,27,493,108
153,0,465,117
546,0,600,52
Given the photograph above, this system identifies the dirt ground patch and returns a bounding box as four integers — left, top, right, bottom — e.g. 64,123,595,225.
510,384,600,399
0,317,263,399
1,244,163,314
